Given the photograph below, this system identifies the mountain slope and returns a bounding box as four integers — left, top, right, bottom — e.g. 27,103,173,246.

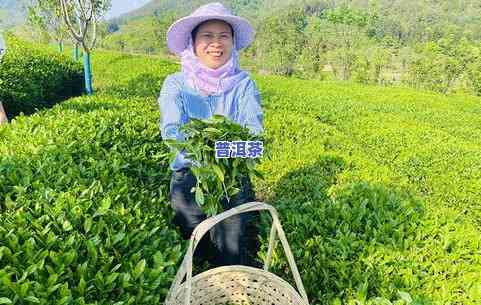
114,0,298,25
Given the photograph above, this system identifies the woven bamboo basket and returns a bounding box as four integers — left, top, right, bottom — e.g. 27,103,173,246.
165,202,310,305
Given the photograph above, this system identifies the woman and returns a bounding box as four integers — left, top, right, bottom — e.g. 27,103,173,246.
158,2,263,267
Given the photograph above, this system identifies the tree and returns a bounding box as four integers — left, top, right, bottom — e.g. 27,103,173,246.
28,0,68,52
59,0,111,95
315,6,372,80
152,11,178,54
403,36,478,94
254,5,307,76
296,16,328,79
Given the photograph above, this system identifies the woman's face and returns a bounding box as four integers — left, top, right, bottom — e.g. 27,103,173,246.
193,20,233,69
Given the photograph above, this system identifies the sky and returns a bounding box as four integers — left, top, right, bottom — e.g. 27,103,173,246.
105,0,151,19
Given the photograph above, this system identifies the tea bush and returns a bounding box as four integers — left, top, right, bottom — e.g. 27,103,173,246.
254,77,481,304
0,36,84,119
91,51,178,99
0,95,181,304
0,49,480,305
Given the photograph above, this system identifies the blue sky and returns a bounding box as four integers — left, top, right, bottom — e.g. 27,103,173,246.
105,0,151,19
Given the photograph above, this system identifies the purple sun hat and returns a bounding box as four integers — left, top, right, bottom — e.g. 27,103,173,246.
167,2,255,56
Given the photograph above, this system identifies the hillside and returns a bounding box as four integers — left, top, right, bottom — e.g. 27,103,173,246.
101,0,305,57
101,0,481,99
114,0,294,25
1,47,480,304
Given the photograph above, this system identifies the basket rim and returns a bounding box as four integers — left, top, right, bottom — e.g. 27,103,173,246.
171,265,309,305
166,203,309,305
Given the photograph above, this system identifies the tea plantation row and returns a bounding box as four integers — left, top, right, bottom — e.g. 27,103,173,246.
0,47,480,305
0,37,84,119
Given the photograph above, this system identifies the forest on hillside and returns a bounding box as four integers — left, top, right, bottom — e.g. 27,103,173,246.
104,0,481,96
9,0,481,96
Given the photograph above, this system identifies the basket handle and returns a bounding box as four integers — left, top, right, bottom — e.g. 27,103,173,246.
165,201,310,305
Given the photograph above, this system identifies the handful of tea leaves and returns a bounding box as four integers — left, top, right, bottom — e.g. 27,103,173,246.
165,115,266,216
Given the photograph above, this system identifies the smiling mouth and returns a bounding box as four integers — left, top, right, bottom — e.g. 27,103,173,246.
208,51,223,57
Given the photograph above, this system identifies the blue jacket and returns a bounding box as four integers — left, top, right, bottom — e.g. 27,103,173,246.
158,72,264,170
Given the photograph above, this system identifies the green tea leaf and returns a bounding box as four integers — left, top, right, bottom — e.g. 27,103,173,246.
101,197,112,210
106,273,119,285
78,277,86,296
203,127,222,134
228,187,240,197
133,259,146,279
62,219,72,231
398,291,413,303
252,169,264,179
112,232,125,245
83,217,93,234
0,298,12,304
212,165,224,182
24,296,40,303
195,187,205,206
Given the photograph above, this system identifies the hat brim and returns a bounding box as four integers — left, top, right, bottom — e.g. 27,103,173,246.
167,15,255,56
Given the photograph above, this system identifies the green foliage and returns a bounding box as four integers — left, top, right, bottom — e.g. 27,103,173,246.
316,7,374,81
0,94,181,304
27,0,68,45
93,0,481,96
404,37,480,94
0,36,84,119
293,16,328,79
255,77,481,305
352,45,392,85
462,43,481,96
1,48,481,305
323,6,371,28
114,0,264,24
152,12,180,53
253,5,306,76
100,17,163,54
92,51,178,98
465,61,481,96
165,115,266,216
365,0,481,44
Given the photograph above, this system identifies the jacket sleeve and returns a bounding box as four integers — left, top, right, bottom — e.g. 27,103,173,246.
158,75,193,170
236,79,264,136
158,75,187,142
